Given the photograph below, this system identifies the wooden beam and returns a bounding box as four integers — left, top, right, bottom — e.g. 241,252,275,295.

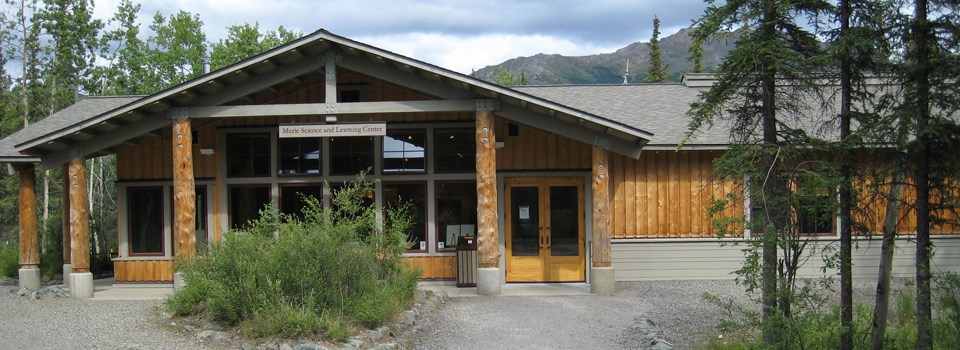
325,51,339,103
172,118,196,261
18,165,39,269
476,110,499,269
181,99,489,119
68,156,90,273
61,164,71,264
591,146,611,267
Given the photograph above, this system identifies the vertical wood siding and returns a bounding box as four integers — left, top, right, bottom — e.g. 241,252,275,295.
612,150,742,238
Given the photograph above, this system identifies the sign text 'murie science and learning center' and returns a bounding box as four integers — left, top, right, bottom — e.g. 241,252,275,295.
278,122,387,138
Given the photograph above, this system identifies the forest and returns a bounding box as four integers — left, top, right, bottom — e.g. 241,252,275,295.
0,0,299,277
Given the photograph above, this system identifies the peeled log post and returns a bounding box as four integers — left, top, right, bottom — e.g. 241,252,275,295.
172,118,196,261
68,156,90,273
61,164,71,265
19,165,39,269
476,110,499,268
591,146,611,268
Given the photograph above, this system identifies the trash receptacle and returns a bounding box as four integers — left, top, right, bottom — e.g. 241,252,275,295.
456,236,477,287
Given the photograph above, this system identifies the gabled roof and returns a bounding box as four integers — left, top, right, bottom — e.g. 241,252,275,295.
0,96,142,163
2,29,655,168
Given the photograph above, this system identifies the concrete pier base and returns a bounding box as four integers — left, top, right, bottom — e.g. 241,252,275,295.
173,272,185,291
476,267,501,296
62,264,71,286
590,266,615,295
69,272,94,299
18,267,40,291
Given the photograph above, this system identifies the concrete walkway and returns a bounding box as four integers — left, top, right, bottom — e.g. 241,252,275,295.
417,280,591,297
90,278,174,300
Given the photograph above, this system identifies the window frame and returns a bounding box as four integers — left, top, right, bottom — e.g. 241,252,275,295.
126,186,166,257
433,128,476,174
382,128,427,174
382,181,429,253
433,180,478,252
277,137,322,177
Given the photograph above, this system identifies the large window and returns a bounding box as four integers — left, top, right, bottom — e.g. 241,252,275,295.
229,185,271,229
435,182,477,251
434,129,475,173
383,129,426,173
227,133,271,177
278,138,321,175
127,187,164,255
383,182,427,252
329,136,374,175
280,184,323,219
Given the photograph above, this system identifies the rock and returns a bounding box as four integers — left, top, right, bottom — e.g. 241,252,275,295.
17,287,31,297
31,286,70,300
240,341,256,350
374,343,398,350
280,343,294,350
295,343,328,350
196,330,229,342
650,339,675,350
339,338,364,350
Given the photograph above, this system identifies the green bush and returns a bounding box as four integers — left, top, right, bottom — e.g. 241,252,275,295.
166,177,421,340
0,241,18,278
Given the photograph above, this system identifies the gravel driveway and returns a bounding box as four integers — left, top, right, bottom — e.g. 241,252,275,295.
0,283,215,350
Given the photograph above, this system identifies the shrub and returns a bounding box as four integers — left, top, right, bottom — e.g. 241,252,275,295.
166,176,421,340
934,272,960,349
0,241,18,278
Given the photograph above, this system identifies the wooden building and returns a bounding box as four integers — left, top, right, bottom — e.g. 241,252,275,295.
1,30,957,297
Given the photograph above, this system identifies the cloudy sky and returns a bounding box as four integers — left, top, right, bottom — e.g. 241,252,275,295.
90,0,710,74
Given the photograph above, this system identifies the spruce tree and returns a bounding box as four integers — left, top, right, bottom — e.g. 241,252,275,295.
644,15,669,83
686,0,832,346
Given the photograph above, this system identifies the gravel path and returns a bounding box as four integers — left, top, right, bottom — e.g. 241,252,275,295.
411,280,754,350
0,284,216,350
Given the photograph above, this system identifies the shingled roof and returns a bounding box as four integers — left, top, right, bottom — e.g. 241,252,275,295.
0,96,143,163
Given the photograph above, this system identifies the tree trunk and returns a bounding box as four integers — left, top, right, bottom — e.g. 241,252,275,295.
909,0,933,348
759,1,782,346
838,0,854,348
870,160,904,350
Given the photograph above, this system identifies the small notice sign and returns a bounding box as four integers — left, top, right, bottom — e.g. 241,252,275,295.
519,206,530,220
279,122,386,138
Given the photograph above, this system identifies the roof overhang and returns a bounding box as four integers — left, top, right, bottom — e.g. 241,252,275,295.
11,29,653,168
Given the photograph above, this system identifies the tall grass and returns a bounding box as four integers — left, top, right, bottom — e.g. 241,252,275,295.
166,177,420,340
0,241,18,278
706,274,960,349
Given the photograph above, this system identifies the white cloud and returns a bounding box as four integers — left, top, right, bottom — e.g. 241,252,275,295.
359,33,619,74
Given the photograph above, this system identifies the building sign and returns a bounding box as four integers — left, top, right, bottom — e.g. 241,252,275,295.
278,122,386,138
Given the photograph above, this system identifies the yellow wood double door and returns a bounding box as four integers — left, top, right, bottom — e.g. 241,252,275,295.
505,177,585,282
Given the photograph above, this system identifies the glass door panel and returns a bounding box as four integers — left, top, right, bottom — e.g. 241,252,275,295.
510,186,540,256
549,186,579,257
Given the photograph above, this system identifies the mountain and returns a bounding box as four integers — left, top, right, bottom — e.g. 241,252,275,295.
474,27,741,85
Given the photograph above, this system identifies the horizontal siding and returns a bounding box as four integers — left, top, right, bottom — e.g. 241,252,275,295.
114,260,175,282
406,256,456,279
612,237,960,281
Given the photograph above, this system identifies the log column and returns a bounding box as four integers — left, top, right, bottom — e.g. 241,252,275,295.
61,164,71,286
475,108,501,295
172,117,196,289
590,146,615,294
17,164,40,290
68,156,93,298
